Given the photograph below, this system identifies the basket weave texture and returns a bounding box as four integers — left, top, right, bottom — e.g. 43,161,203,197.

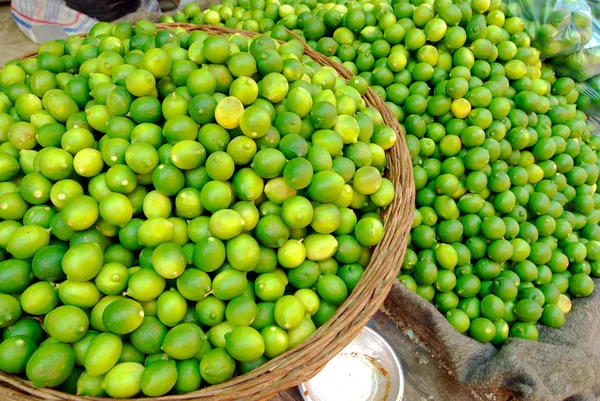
0,23,415,401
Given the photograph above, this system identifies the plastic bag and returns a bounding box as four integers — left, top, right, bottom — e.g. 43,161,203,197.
553,29,600,81
589,0,600,20
11,0,98,43
577,75,600,127
505,0,594,58
11,0,160,44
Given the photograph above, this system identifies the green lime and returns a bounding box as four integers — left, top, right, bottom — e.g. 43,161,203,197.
254,273,286,301
94,262,129,296
569,273,594,297
445,309,470,333
212,269,248,300
77,371,106,396
84,332,122,376
151,242,186,279
510,322,538,341
540,304,565,329
128,316,167,356
102,298,144,334
162,323,205,360
250,301,276,332
199,348,235,385
514,299,543,323
193,236,226,273
196,295,226,327
0,259,32,294
227,234,261,271
26,342,75,388
58,280,101,308
0,294,21,328
2,317,44,344
175,268,211,302
101,362,145,398
468,317,496,343
0,336,37,374
43,305,89,343
6,224,50,260
260,325,289,358
256,215,290,249
226,326,264,362
274,295,305,329
61,242,103,281
157,289,187,327
174,359,201,394
141,359,178,397
307,171,345,203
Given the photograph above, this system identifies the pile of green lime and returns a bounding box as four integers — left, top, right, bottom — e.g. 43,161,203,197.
170,0,600,345
0,20,396,397
163,0,594,62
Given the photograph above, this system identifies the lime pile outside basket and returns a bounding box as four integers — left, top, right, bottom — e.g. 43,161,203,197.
170,0,600,345
0,21,397,397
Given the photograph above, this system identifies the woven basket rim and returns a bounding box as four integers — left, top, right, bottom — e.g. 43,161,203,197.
0,23,415,401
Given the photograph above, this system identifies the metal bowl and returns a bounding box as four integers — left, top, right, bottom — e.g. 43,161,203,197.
298,325,404,401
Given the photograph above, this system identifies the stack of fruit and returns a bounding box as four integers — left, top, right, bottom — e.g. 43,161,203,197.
2,0,600,396
0,21,397,397
166,0,600,344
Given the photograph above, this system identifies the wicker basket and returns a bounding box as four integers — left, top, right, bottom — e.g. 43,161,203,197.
0,23,415,401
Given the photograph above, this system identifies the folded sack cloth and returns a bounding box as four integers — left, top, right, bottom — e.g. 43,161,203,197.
384,279,600,401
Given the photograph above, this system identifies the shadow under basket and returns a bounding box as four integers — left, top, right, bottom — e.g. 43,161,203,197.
0,23,415,401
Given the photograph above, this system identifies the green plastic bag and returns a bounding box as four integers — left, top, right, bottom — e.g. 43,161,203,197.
506,0,594,58
576,75,600,124
554,31,600,81
550,0,600,81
